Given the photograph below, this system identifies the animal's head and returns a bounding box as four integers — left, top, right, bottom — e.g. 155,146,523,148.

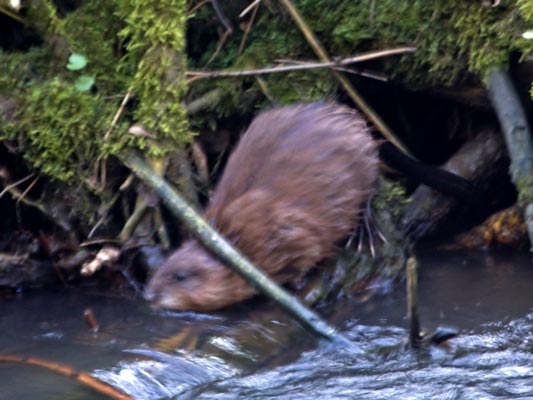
145,240,254,311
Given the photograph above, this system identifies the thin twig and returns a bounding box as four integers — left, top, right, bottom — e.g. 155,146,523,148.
0,5,24,24
16,176,39,204
191,141,209,182
205,0,233,65
87,192,120,239
239,0,260,54
119,174,135,191
154,205,170,249
254,76,276,103
0,172,35,199
104,90,132,142
333,67,388,81
15,176,39,228
206,29,232,66
100,89,132,189
119,197,149,242
274,58,388,81
188,0,209,15
239,0,261,18
0,171,71,231
80,238,122,247
210,0,233,33
187,47,415,79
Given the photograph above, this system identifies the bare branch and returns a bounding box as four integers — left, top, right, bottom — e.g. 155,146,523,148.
186,47,415,80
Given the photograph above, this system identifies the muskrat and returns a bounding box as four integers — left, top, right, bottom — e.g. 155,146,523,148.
145,102,379,311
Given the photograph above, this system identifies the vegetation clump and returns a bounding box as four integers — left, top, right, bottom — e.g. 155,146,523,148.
188,1,533,108
1,1,532,186
0,0,531,243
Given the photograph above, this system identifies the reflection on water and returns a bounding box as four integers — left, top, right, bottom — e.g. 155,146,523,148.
183,308,533,399
1,250,532,399
191,316,533,400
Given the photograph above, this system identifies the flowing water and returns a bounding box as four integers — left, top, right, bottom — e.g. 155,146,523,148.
1,249,532,399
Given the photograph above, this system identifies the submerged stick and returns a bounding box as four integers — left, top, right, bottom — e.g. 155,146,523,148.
486,68,533,250
0,354,132,400
120,151,352,346
406,257,421,347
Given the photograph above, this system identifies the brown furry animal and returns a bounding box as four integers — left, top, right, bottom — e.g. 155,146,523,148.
145,102,378,311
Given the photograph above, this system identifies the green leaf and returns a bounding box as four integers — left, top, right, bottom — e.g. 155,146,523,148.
74,75,95,92
523,30,533,40
67,53,88,70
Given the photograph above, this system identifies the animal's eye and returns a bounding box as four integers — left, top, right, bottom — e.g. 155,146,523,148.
173,272,189,282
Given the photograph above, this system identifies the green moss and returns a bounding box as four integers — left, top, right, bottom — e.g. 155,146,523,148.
24,1,124,85
61,2,126,93
2,0,532,183
0,48,51,92
25,0,64,37
187,0,532,113
2,1,125,91
518,0,533,99
2,79,114,182
373,177,408,219
448,4,524,74
117,0,192,156
0,1,126,184
0,0,194,183
519,0,533,23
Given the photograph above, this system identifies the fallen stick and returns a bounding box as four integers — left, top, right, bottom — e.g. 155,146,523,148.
186,47,415,79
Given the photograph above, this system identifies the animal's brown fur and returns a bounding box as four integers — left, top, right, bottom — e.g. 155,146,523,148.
145,102,378,311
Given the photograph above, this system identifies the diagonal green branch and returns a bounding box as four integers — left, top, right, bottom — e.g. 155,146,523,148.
120,151,354,347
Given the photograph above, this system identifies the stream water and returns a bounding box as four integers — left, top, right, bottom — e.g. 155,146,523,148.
0,249,532,399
